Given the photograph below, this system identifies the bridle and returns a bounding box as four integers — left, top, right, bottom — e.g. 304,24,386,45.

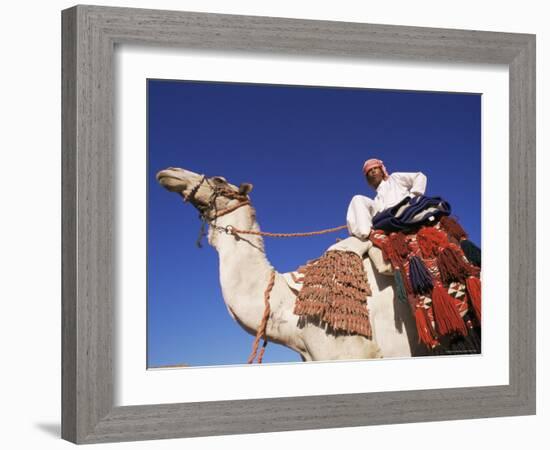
182,175,251,247
181,173,272,364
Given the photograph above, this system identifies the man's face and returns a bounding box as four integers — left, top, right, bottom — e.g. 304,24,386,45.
366,166,384,188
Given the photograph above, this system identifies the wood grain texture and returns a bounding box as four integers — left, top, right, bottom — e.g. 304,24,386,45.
61,6,77,443
61,4,536,444
508,36,536,411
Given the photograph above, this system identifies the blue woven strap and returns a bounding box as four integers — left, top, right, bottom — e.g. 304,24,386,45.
372,195,451,232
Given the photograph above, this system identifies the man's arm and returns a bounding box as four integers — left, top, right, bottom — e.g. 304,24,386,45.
392,172,427,196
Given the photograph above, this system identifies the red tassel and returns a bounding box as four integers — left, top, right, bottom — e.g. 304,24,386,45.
382,240,403,268
431,284,468,336
417,226,449,258
437,247,471,284
414,306,439,348
401,266,413,295
466,277,482,322
439,216,468,241
389,232,409,258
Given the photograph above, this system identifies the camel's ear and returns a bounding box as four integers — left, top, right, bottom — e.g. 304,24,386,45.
238,183,253,195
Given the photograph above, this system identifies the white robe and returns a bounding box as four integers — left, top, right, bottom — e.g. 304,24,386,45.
346,172,427,240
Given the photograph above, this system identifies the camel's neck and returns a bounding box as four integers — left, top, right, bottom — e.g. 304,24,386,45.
208,203,276,335
208,203,268,264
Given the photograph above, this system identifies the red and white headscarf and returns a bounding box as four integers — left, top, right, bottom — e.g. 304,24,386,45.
362,158,389,180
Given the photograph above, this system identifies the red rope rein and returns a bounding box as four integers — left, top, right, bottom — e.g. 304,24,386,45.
229,224,348,238
211,200,348,239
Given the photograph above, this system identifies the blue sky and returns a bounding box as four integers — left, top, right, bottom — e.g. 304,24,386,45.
147,79,481,368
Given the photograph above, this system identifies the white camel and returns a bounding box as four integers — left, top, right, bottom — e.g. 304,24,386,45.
156,167,419,361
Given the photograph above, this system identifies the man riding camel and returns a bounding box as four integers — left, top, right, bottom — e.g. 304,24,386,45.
346,158,428,240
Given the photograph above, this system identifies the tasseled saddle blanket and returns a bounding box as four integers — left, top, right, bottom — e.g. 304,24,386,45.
288,238,376,338
288,213,482,354
369,215,482,353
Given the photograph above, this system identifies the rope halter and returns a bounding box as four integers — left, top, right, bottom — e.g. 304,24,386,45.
182,175,251,247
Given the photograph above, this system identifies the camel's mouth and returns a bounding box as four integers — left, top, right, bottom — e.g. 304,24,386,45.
156,169,188,193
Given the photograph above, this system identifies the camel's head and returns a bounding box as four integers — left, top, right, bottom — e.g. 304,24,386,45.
156,167,253,217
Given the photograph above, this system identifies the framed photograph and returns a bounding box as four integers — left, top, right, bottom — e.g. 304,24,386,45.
62,5,535,444
148,79,483,365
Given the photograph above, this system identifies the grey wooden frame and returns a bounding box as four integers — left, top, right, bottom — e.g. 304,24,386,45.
62,4,536,444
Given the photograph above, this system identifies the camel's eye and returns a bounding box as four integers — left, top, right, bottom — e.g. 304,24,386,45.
211,176,227,184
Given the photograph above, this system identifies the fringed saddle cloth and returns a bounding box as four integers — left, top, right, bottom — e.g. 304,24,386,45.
286,237,378,338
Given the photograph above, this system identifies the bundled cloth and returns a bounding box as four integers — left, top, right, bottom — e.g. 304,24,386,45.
372,195,451,233
293,250,373,338
369,215,482,354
